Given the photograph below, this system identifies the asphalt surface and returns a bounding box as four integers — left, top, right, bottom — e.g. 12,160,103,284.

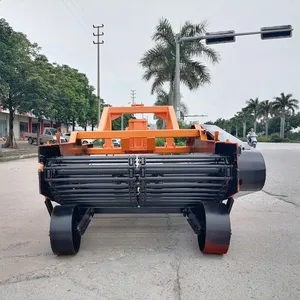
0,143,299,300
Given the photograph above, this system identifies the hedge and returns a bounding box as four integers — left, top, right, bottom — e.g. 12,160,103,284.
240,133,300,143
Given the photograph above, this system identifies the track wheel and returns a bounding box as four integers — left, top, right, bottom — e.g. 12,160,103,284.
50,205,81,255
197,202,231,255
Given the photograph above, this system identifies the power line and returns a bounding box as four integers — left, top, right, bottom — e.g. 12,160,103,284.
93,24,104,125
61,0,123,104
66,0,123,83
60,0,89,34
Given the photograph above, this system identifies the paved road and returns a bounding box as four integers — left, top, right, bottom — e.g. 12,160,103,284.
258,143,300,207
0,144,299,300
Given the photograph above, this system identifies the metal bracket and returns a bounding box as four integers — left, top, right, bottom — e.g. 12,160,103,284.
185,207,203,235
77,208,95,236
226,198,234,214
44,198,53,216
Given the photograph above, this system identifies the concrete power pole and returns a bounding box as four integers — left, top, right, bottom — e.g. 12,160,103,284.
130,90,136,104
93,24,104,125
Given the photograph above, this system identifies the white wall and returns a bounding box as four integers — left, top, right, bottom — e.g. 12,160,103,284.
13,117,20,139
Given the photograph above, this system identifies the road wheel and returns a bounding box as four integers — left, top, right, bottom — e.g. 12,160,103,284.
50,205,81,255
197,202,231,255
28,137,33,144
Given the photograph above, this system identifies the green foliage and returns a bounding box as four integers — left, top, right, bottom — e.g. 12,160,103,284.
48,64,95,129
0,18,39,146
112,114,135,130
270,133,283,143
272,93,299,115
286,131,300,141
140,17,220,107
174,120,189,145
93,139,104,147
0,18,106,147
153,88,188,129
257,136,271,142
210,93,299,141
155,138,166,146
272,93,299,137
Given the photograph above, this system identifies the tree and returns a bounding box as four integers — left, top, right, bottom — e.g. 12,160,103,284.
86,93,99,131
237,107,252,138
246,97,260,132
231,114,242,137
287,112,300,131
258,100,273,136
112,114,134,130
139,18,220,107
48,64,92,131
153,88,188,129
0,18,39,147
272,93,299,138
21,55,59,145
214,118,228,131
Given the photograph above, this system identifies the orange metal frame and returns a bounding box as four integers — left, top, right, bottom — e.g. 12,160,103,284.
49,104,238,156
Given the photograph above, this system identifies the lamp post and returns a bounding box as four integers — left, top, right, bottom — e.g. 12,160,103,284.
174,25,293,119
183,114,208,123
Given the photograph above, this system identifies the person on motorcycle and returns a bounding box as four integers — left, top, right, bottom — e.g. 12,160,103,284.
247,128,257,144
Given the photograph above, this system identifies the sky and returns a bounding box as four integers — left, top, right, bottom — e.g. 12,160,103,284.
1,0,299,123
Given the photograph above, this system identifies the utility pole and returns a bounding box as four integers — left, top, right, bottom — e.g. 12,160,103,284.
130,90,136,104
93,24,104,125
174,34,181,120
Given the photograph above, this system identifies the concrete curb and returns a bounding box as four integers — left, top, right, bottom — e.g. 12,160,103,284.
0,153,38,163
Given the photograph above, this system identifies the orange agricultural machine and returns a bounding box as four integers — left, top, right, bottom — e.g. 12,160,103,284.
38,104,266,255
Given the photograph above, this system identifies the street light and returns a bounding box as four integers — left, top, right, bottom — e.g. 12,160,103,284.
183,114,208,122
174,25,293,119
205,30,236,45
260,25,293,40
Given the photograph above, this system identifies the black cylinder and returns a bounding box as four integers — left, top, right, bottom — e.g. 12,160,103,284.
236,150,266,197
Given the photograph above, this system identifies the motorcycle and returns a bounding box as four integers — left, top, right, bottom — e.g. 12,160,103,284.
247,135,258,148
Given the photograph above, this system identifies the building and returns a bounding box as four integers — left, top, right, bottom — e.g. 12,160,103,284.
0,106,68,140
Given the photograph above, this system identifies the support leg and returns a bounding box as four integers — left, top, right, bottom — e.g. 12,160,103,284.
44,198,53,216
77,208,94,236
226,197,234,214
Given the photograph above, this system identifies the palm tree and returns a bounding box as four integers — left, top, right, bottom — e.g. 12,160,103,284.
154,88,188,128
258,100,273,136
272,93,299,138
246,97,260,132
237,107,252,138
139,18,220,107
231,114,242,137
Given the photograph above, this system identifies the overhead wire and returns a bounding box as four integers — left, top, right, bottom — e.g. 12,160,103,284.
60,0,89,35
62,0,124,86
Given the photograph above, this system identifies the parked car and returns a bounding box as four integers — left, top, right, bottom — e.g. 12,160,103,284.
25,127,67,145
112,138,121,147
64,132,94,144
64,133,121,147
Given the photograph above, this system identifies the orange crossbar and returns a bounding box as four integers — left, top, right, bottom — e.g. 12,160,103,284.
52,104,223,155
75,129,199,140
